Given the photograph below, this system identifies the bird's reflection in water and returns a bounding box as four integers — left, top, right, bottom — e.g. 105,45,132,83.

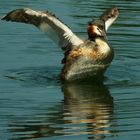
8,81,115,140
62,82,114,138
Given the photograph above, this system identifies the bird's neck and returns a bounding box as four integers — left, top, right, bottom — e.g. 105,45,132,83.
96,37,111,55
89,35,106,41
90,36,111,55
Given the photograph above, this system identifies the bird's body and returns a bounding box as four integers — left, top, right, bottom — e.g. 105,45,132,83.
61,38,114,81
1,7,119,81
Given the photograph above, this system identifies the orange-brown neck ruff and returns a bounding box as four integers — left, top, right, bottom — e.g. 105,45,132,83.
87,25,97,39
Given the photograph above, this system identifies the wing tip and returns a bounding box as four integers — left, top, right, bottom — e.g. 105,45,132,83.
1,15,12,21
100,6,119,20
1,9,23,21
1,12,10,21
1,14,10,21
1,10,14,21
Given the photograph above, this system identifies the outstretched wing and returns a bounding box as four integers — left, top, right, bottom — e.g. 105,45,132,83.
100,7,119,31
1,8,83,50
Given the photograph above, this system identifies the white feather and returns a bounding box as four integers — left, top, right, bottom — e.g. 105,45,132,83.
25,8,83,49
105,17,117,31
95,38,110,54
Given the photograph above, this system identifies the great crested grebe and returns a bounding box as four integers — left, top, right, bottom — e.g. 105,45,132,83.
1,7,119,81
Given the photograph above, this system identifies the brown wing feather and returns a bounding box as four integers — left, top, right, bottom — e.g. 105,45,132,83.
1,8,83,50
100,7,119,31
2,9,41,26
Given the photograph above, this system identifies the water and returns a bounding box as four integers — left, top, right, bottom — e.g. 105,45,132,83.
0,0,140,140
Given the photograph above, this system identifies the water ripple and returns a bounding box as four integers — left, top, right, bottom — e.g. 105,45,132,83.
0,0,140,140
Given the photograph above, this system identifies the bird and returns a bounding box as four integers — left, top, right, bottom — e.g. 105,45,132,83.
1,7,119,82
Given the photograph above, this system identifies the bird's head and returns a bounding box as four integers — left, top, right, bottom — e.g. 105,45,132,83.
87,19,106,40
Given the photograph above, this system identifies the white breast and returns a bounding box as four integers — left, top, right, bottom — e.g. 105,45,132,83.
95,38,110,54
